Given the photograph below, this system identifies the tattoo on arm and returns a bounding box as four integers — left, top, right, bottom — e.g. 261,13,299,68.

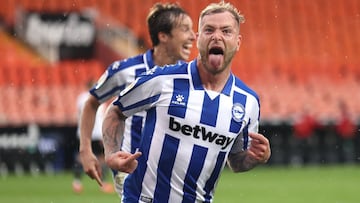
227,151,259,172
102,106,126,156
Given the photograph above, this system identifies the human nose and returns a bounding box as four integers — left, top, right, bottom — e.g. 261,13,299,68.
211,29,222,41
189,30,196,41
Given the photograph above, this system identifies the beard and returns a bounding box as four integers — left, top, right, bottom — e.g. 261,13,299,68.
199,51,236,75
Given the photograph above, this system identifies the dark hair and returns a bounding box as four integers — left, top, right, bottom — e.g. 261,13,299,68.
147,3,189,47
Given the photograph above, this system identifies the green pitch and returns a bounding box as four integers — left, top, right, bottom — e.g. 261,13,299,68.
0,165,358,203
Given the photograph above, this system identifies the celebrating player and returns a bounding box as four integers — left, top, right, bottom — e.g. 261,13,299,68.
102,2,271,202
78,2,195,197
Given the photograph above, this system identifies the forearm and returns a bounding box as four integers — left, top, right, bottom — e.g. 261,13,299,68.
102,105,126,157
79,99,99,153
227,151,260,172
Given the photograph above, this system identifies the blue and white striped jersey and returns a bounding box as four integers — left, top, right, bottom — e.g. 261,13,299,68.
114,59,260,203
90,50,154,153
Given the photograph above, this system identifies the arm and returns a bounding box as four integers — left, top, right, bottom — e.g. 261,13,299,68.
102,104,125,156
102,104,142,173
227,132,271,172
78,95,102,185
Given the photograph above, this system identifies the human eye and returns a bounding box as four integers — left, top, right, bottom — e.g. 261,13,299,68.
203,27,213,34
180,25,189,32
222,28,235,37
223,28,232,35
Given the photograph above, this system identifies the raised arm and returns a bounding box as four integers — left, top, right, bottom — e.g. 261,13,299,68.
227,132,271,172
102,104,142,174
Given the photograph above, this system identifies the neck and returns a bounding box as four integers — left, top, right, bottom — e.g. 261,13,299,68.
196,58,231,92
153,46,177,66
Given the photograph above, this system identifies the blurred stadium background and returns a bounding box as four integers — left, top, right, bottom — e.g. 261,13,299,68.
0,0,359,178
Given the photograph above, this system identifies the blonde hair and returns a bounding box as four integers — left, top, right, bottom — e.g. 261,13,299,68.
199,2,245,30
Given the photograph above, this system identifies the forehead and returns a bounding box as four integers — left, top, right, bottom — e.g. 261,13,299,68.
200,11,237,28
174,14,193,27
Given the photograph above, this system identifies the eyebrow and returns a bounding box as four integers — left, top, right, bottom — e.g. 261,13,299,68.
203,24,233,30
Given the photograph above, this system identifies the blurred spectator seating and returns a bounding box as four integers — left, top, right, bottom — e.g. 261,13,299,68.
0,0,359,126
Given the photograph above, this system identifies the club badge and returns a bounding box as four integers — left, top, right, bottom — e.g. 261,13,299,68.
232,103,245,122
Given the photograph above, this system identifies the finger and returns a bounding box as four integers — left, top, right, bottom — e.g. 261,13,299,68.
126,151,142,162
96,163,103,179
248,132,262,140
247,148,265,161
249,132,269,144
248,144,270,163
121,152,142,173
250,142,270,156
94,163,103,186
93,172,103,187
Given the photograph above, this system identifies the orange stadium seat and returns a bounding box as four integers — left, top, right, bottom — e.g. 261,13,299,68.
2,87,24,125
33,66,50,87
47,68,59,86
30,86,51,125
47,85,68,124
1,0,359,124
61,62,80,85
0,66,5,86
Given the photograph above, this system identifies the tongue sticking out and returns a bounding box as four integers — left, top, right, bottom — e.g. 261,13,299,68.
209,54,223,67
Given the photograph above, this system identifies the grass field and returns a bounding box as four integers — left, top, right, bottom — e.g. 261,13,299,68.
0,165,359,203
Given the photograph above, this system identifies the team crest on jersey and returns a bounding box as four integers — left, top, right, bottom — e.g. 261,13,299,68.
232,103,245,122
95,71,108,89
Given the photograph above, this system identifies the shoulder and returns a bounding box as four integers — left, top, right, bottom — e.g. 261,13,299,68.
233,76,259,100
120,62,191,96
107,53,146,73
143,61,190,78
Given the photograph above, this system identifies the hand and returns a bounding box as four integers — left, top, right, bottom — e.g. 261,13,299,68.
79,150,103,186
247,132,271,163
105,151,142,174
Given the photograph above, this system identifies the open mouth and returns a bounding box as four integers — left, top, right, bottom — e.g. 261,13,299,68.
183,44,192,50
209,47,224,55
208,47,224,67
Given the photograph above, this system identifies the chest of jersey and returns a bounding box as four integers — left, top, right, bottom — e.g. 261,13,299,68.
154,78,248,151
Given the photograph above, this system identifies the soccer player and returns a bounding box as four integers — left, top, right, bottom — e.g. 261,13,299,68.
102,2,271,202
78,3,195,197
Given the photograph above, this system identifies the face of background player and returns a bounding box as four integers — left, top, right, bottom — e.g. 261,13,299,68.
163,14,195,62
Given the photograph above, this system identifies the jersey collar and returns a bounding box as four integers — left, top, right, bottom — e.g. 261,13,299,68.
145,49,155,69
190,59,233,96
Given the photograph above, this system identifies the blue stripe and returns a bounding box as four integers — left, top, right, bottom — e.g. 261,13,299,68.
117,94,160,112
123,108,157,202
145,49,155,69
221,75,233,96
168,79,190,118
190,60,203,90
203,151,226,203
130,115,143,153
234,77,259,102
135,68,147,78
182,145,208,203
200,93,219,127
90,84,125,101
230,92,247,133
154,134,180,203
242,123,249,150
